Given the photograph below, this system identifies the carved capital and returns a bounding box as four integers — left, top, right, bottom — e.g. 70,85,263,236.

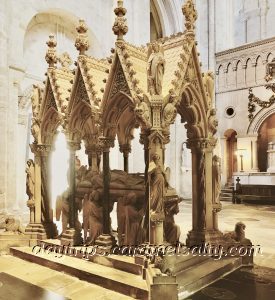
30,143,52,157
187,138,216,152
99,137,115,152
67,141,81,152
45,35,57,68
75,19,89,55
119,143,131,155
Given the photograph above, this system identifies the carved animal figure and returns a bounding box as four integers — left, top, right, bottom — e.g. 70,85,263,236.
3,217,25,234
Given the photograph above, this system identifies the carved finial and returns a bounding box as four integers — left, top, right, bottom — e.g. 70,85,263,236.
45,35,57,67
182,0,198,32
112,0,128,41
75,19,89,55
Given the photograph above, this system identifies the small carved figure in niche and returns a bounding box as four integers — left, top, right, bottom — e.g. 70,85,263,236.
31,118,40,144
31,85,42,119
135,97,151,128
57,52,73,70
56,189,70,234
3,217,25,234
148,153,168,216
82,193,92,243
164,200,181,244
147,42,165,95
124,192,144,245
88,189,103,245
26,159,35,202
212,155,221,204
162,93,177,130
208,108,218,137
202,71,214,106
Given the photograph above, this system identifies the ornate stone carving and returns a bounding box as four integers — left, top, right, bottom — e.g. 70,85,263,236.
31,117,40,144
182,0,198,32
123,192,144,245
31,85,43,118
147,42,165,96
208,108,218,137
112,0,128,40
75,19,89,55
162,93,177,131
110,62,131,98
135,96,152,129
45,35,57,67
88,189,103,244
202,71,214,107
57,52,73,71
148,153,168,218
2,217,25,234
164,199,181,244
99,137,115,152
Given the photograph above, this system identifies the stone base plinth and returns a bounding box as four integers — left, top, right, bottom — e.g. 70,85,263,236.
61,228,82,246
95,234,116,255
25,223,47,244
186,229,224,247
0,231,31,253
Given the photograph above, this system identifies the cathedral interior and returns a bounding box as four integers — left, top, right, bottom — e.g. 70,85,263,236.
1,0,275,299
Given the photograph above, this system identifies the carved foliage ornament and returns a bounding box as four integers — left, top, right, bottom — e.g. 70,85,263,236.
182,0,198,31
45,35,57,67
112,0,128,40
75,20,89,55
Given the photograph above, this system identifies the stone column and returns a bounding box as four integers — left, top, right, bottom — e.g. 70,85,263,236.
267,141,275,172
119,144,131,173
95,137,116,251
0,1,9,214
86,145,100,172
61,141,82,246
186,139,223,247
251,138,259,172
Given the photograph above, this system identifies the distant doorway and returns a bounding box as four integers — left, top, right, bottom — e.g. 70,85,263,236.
224,129,237,185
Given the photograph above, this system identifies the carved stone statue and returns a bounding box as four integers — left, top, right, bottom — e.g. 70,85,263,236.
26,159,35,202
203,71,214,106
212,155,221,204
124,192,144,245
56,189,70,234
3,217,25,234
31,117,40,144
224,222,251,244
135,97,151,129
162,94,177,130
57,52,73,70
208,108,218,137
147,42,165,95
88,189,103,245
148,153,168,216
164,200,181,244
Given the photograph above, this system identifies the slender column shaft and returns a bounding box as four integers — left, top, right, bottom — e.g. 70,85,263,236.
69,149,76,228
102,149,111,234
34,154,42,224
123,153,129,173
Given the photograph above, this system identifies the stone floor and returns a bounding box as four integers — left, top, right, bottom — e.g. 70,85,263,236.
1,200,275,299
175,200,275,268
0,255,133,300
